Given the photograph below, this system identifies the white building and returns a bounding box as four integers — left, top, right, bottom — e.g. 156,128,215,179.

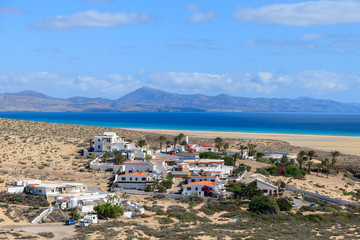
8,180,42,194
182,159,233,175
186,175,220,184
26,183,87,197
124,161,157,173
188,144,216,153
182,181,224,197
244,174,279,196
114,172,159,190
56,192,116,212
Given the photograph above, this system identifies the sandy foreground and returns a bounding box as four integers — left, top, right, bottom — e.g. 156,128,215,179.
127,128,360,156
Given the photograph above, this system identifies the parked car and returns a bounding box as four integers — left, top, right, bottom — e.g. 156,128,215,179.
65,219,75,225
310,203,317,208
78,219,90,227
295,194,302,199
189,149,194,153
292,202,299,208
169,151,176,155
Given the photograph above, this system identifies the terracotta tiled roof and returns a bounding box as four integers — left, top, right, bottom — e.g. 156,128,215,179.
183,181,221,187
27,184,39,187
119,172,155,177
125,161,153,165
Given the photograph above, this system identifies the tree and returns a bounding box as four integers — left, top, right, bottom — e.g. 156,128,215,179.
159,135,166,152
249,195,279,215
173,136,179,149
307,150,316,160
330,151,340,168
238,145,247,159
94,203,123,218
232,153,241,166
223,156,234,166
223,142,230,152
247,143,257,157
114,150,125,165
285,165,302,177
87,138,94,150
297,151,308,170
199,152,221,159
305,160,313,174
276,197,292,211
280,155,289,168
101,152,112,162
178,133,185,145
137,139,146,148
215,137,223,152
315,163,322,177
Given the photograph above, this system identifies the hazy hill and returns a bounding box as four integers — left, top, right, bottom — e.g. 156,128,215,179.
0,87,359,112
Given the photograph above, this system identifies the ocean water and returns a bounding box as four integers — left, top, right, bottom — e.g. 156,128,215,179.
0,112,360,137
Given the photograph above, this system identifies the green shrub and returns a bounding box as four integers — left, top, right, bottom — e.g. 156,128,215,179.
255,168,270,177
199,152,221,159
266,165,281,176
94,203,123,218
285,165,302,177
158,217,175,224
239,163,252,171
223,157,234,166
276,197,292,211
37,232,54,238
249,196,279,215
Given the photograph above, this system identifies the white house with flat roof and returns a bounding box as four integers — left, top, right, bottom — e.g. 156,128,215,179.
26,183,87,197
182,181,224,197
114,172,159,190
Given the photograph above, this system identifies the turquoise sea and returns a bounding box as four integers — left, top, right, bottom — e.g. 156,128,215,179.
0,112,360,137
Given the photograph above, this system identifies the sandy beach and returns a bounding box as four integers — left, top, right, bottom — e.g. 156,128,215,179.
127,128,360,156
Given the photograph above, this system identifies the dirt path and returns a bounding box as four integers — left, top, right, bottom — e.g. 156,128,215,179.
0,223,76,240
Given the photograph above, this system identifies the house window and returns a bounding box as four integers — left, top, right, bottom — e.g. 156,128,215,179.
195,187,198,190
121,177,126,181
142,178,146,181
187,187,191,190
130,177,132,180
38,190,42,193
98,139,100,142
263,190,268,193
191,179,195,182
211,180,214,182
129,170,132,173
98,146,100,148
51,190,54,192
135,178,138,181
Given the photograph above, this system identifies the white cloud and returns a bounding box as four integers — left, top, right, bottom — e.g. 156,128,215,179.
0,7,26,14
31,10,154,31
33,48,61,53
233,0,360,26
1,70,359,98
188,10,217,23
244,39,316,48
295,70,355,90
185,4,203,12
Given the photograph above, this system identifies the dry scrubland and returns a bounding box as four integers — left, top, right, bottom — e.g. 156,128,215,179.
1,118,360,239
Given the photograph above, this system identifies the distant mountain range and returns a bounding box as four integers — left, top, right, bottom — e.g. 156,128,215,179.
1,87,360,112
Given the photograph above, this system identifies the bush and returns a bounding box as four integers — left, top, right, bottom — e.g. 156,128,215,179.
37,232,55,238
249,196,279,215
94,203,123,218
285,165,302,177
239,163,252,171
276,197,292,211
255,168,270,177
223,157,234,166
199,152,221,159
158,217,174,224
266,165,281,176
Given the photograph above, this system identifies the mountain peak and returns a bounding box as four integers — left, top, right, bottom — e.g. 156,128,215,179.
6,90,53,99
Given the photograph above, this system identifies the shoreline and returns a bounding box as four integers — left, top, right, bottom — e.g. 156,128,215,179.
126,128,360,156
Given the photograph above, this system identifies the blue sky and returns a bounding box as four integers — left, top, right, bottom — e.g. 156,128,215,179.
1,0,360,102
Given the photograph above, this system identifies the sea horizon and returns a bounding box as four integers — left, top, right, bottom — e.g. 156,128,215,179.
1,111,360,137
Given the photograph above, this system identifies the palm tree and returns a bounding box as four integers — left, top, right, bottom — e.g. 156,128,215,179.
238,145,247,159
87,138,94,150
223,142,230,153
114,150,125,165
297,151,308,170
137,139,146,148
330,151,340,168
158,135,166,152
315,163,322,177
305,160,313,174
173,136,179,149
247,143,257,157
101,151,112,162
215,137,223,152
232,153,240,166
280,155,289,168
307,150,316,160
178,133,184,145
